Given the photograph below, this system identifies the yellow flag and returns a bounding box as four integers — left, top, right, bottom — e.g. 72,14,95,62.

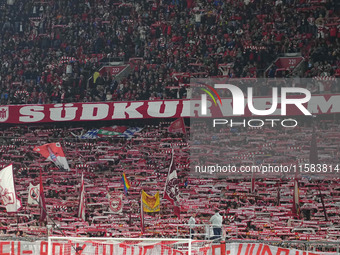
93,71,100,83
142,190,160,212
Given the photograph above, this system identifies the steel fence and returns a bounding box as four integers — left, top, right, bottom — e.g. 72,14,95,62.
224,240,340,253
0,236,339,253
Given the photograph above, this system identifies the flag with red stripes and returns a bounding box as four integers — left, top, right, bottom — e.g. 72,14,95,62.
168,118,186,134
34,143,70,171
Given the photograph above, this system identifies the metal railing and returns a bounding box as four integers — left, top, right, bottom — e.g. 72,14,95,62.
0,235,339,253
225,240,340,253
157,224,340,252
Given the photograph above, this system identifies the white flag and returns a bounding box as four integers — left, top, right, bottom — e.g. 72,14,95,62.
0,165,21,212
108,193,123,214
28,183,40,205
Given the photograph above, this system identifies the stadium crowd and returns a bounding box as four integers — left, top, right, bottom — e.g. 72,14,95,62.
0,119,339,252
0,0,339,105
0,0,340,252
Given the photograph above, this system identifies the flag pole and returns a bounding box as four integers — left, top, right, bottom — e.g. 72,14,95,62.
15,168,19,233
128,200,132,226
182,118,188,140
277,179,281,206
317,181,328,221
140,190,144,234
31,194,82,255
16,212,19,233
39,166,46,224
35,167,82,255
251,155,256,194
293,160,300,219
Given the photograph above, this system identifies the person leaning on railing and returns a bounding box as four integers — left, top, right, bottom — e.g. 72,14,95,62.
188,213,196,239
209,210,223,240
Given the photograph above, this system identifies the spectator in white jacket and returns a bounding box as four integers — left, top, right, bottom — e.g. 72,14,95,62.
209,210,223,239
188,213,196,239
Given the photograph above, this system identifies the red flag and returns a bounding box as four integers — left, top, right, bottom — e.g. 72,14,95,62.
78,173,86,221
140,192,144,233
173,205,180,218
168,118,186,134
164,150,180,217
34,143,70,171
39,169,47,222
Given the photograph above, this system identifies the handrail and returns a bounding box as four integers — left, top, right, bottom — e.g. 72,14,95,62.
0,235,339,252
224,239,340,253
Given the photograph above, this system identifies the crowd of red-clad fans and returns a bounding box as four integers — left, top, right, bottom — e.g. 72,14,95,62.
0,0,340,252
0,119,339,251
0,0,339,105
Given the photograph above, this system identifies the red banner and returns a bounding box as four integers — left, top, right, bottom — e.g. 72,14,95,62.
99,66,127,76
0,241,334,255
0,94,339,124
275,57,304,70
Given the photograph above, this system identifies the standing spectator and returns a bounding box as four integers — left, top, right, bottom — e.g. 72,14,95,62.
188,213,196,239
209,210,223,239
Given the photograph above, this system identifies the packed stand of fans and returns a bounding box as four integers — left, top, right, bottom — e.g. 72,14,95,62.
0,0,339,105
0,120,339,251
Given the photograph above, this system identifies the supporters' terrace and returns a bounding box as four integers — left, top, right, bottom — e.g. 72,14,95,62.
0,0,339,105
0,119,339,242
0,0,339,253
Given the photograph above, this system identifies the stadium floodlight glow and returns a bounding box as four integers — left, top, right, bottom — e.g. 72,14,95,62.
201,84,312,116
